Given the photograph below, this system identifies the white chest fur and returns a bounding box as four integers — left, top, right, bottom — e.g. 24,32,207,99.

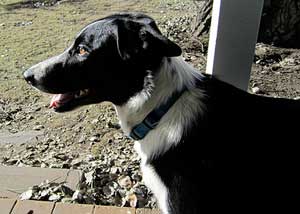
115,57,205,213
140,160,170,214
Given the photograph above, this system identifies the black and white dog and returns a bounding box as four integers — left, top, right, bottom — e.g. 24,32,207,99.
24,13,299,213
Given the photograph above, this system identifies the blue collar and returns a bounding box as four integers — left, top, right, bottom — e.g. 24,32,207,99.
129,86,187,140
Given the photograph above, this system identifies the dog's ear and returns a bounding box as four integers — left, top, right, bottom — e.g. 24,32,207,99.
115,20,182,60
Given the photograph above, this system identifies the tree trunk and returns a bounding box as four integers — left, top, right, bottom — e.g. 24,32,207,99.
258,0,300,48
192,0,300,48
191,0,213,38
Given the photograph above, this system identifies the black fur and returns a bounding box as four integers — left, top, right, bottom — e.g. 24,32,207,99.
24,13,299,213
151,75,299,213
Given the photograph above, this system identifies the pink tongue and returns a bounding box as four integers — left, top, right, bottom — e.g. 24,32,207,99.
50,93,75,108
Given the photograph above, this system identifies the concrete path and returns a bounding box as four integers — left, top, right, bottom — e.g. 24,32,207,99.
0,166,80,198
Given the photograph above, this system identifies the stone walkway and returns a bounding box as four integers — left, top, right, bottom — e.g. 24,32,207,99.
0,166,80,198
0,166,160,214
0,199,160,214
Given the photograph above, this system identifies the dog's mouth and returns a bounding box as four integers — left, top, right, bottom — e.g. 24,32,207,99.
49,89,91,112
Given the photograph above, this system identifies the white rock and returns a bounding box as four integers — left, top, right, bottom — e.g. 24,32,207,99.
118,175,133,189
89,136,98,142
49,194,61,201
40,189,50,198
41,163,47,168
252,87,260,94
84,171,94,185
72,190,83,201
19,189,33,200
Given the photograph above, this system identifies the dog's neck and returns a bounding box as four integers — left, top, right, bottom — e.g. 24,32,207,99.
115,57,205,162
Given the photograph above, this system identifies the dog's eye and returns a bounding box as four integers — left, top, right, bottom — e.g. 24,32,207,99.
78,46,89,56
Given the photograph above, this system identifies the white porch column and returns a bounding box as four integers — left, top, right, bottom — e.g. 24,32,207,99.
206,0,264,91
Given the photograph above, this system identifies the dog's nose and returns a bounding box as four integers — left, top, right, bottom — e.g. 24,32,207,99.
23,69,36,86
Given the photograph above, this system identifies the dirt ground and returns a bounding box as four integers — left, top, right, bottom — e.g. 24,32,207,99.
1,0,300,206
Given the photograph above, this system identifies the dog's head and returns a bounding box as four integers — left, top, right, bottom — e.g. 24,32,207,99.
23,13,181,112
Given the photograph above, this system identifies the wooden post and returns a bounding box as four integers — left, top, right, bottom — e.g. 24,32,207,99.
206,0,264,91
